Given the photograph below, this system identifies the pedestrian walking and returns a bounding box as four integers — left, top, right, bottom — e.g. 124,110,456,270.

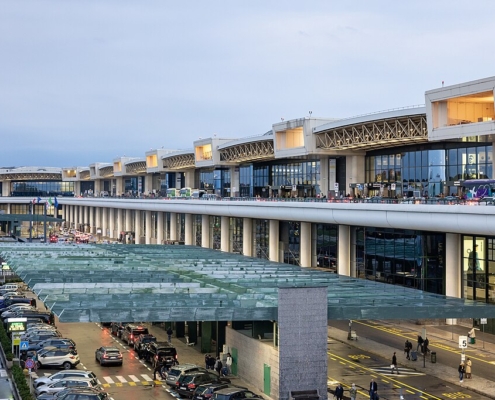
226,352,233,375
404,339,412,360
391,352,399,374
208,355,216,370
153,357,166,381
458,361,465,383
214,356,223,376
465,357,472,379
423,337,430,355
166,326,173,343
417,334,424,352
369,378,378,400
205,354,211,369
334,383,344,400
349,383,357,400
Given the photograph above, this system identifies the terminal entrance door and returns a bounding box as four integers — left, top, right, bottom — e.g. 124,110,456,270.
263,363,271,396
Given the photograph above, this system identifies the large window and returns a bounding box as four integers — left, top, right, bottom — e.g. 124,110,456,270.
254,219,269,260
11,181,74,197
447,145,493,181
316,224,338,271
462,236,495,304
356,227,445,295
239,165,253,198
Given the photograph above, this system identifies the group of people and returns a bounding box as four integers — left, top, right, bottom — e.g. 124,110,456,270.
416,335,430,355
458,357,473,383
204,353,233,376
333,380,376,400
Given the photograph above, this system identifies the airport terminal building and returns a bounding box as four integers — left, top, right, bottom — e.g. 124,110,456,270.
1,75,495,322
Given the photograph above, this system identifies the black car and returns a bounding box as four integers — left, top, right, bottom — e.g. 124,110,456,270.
212,388,263,400
176,372,230,398
121,324,149,346
143,342,177,368
133,334,156,356
192,383,233,400
110,322,128,338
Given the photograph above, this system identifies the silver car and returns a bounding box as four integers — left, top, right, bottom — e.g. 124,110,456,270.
34,370,96,388
35,377,100,396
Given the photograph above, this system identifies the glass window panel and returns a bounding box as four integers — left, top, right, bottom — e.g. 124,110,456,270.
415,151,422,167
402,153,410,169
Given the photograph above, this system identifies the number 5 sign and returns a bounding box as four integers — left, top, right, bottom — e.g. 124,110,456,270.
459,335,468,349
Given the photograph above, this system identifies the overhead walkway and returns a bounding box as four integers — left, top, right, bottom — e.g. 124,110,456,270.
2,243,495,323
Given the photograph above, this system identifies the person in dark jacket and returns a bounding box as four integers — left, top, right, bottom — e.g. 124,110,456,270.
153,357,166,380
334,383,344,400
369,378,378,400
214,356,223,376
391,352,399,374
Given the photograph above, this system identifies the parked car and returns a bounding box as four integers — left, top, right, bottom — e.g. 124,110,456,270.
56,387,109,400
192,382,235,400
110,322,128,338
212,388,264,400
34,370,96,388
143,341,177,368
95,346,123,366
36,347,80,369
176,372,230,398
36,387,108,400
29,338,76,352
133,333,156,356
166,363,208,388
35,377,100,396
121,324,149,346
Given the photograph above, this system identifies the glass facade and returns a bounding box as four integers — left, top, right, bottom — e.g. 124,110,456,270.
231,218,243,254
11,181,74,197
366,144,493,197
462,236,495,304
194,215,202,246
254,219,269,260
239,165,253,198
356,227,445,295
316,224,338,270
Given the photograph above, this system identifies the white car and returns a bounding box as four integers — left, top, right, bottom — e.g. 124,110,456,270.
1,305,34,317
35,377,100,396
34,370,96,388
36,348,80,369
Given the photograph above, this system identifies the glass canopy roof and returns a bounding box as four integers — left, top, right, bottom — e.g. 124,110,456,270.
1,243,495,323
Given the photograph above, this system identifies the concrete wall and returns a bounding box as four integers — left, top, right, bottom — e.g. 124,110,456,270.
225,327,279,398
278,287,328,400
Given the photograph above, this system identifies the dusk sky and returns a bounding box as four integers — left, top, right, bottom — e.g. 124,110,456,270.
2,1,495,167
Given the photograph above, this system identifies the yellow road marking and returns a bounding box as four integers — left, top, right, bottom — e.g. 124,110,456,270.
328,351,443,400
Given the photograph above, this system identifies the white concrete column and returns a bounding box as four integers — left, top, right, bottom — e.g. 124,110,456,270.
116,177,124,197
145,175,153,195
83,206,88,231
300,222,312,268
338,225,351,276
346,155,366,195
74,181,81,197
319,157,329,197
242,218,253,256
145,211,152,244
185,214,193,245
125,210,132,232
184,171,195,188
135,210,142,244
88,206,94,233
221,216,229,252
108,208,115,239
446,233,461,325
79,206,84,229
157,212,164,245
72,205,77,229
170,213,177,241
116,209,123,238
311,223,317,267
95,207,101,232
269,220,279,262
94,180,101,196
1,180,10,196
102,208,108,238
350,227,357,277
230,166,239,197
201,215,210,248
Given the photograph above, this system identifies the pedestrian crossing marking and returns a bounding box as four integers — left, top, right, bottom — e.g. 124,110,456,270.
103,376,114,384
142,374,153,381
370,366,425,377
116,376,127,383
40,373,166,388
129,375,140,382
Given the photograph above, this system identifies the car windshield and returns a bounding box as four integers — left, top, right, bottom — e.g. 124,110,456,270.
158,349,175,357
181,375,195,384
106,350,120,355
168,369,181,377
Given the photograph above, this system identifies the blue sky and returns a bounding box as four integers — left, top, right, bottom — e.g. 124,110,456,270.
2,1,495,167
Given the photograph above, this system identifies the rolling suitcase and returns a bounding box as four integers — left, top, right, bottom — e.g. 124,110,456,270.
410,350,417,361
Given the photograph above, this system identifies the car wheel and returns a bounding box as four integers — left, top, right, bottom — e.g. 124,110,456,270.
62,362,71,370
37,361,42,369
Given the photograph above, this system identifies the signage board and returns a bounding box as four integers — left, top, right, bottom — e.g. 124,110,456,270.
459,335,468,349
481,318,487,325
6,317,27,333
20,341,29,350
12,337,20,346
334,183,339,191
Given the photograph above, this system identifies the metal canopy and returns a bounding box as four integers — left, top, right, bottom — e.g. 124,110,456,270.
1,243,495,323
0,214,64,222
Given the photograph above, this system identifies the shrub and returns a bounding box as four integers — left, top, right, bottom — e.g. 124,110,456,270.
11,365,34,400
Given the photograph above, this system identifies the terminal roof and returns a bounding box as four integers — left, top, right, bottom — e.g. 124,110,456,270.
1,243,495,323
